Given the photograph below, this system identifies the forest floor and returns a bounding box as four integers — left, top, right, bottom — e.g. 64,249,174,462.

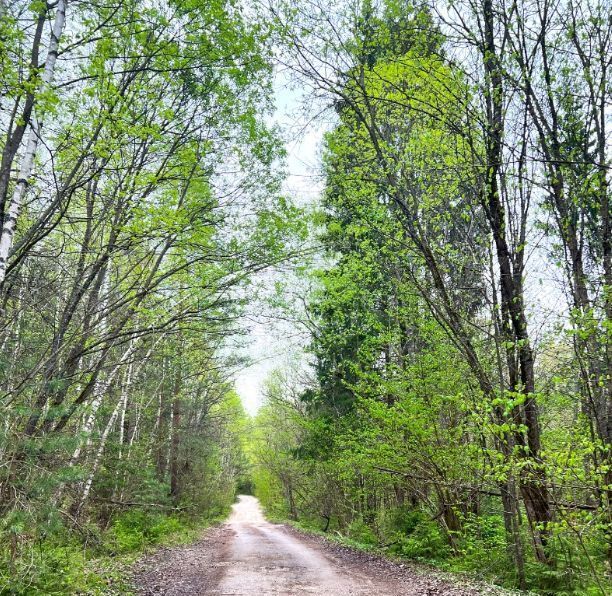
131,495,511,595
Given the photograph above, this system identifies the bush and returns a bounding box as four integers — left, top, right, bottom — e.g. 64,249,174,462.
0,509,196,594
449,514,509,582
107,510,186,553
0,538,122,595
346,518,378,545
386,511,451,563
380,506,427,537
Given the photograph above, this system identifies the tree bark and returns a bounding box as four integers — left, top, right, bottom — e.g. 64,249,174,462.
0,0,67,285
169,344,183,501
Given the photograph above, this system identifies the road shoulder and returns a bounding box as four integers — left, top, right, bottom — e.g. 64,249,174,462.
131,524,232,595
277,523,515,596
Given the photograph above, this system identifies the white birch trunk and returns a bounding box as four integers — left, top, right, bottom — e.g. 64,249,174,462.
116,338,159,459
70,269,111,464
0,281,24,395
74,392,123,515
0,0,67,283
112,364,131,499
119,398,144,502
65,339,136,513
70,341,135,464
117,363,131,456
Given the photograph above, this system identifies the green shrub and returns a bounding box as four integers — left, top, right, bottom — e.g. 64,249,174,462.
380,506,427,537
346,518,377,545
389,517,450,562
449,514,510,583
107,510,186,553
0,509,197,594
0,539,118,595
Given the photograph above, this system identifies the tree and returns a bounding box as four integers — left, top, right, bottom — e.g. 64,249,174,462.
0,1,297,588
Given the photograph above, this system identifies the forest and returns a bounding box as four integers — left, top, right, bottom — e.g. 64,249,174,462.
0,0,611,594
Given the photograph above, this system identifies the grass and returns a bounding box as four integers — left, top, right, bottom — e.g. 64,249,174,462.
0,510,228,595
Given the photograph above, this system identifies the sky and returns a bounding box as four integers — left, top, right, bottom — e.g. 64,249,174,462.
233,69,326,415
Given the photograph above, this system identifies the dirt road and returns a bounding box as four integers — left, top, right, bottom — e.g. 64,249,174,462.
133,495,503,595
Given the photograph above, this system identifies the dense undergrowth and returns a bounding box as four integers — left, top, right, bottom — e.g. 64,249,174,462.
279,516,519,593
1,508,227,595
260,499,609,595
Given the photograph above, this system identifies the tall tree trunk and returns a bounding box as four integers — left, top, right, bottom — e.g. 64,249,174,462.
481,0,551,563
155,358,169,480
71,395,123,518
169,346,182,501
0,0,67,285
500,476,526,591
0,6,46,223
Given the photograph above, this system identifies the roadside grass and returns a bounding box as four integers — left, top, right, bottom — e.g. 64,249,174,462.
1,510,228,595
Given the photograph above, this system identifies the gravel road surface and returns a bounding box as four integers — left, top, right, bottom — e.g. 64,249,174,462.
133,495,507,595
